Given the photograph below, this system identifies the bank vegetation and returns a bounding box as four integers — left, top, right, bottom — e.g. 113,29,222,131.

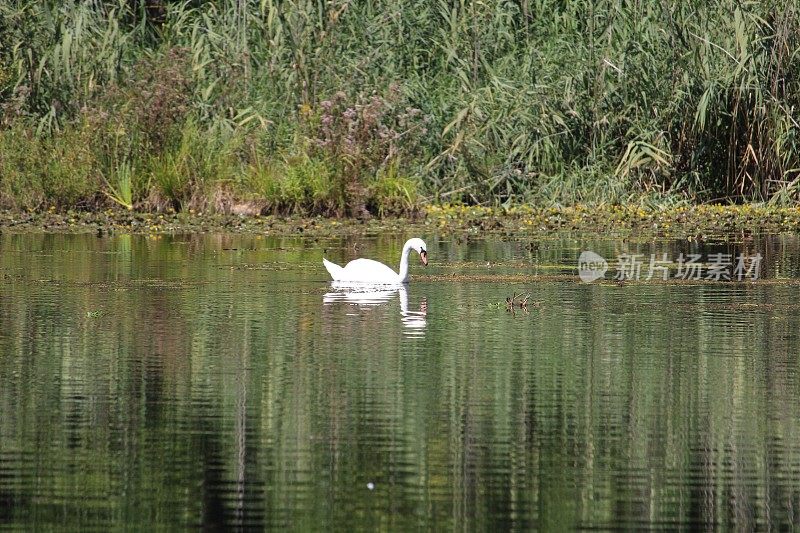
1,0,799,215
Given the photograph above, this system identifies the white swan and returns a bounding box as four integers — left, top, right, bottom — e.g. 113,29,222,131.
323,238,428,284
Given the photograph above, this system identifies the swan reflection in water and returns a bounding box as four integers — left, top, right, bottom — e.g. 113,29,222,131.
323,283,427,336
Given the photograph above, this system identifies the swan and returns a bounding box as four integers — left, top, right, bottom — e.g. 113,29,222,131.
323,238,428,284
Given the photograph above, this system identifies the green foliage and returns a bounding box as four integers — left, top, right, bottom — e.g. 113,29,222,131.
243,157,283,206
369,162,420,217
146,121,239,211
281,155,336,213
300,88,428,214
0,124,99,209
103,159,134,210
1,0,799,213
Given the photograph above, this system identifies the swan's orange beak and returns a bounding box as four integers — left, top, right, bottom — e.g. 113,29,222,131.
420,250,428,266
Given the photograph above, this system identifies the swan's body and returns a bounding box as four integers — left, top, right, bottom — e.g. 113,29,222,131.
323,238,428,285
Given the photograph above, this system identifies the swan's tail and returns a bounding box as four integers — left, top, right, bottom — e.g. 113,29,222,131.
323,258,344,280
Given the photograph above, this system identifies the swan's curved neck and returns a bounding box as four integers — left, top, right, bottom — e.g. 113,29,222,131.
397,240,413,282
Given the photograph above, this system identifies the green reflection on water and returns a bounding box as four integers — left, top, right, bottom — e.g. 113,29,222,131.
1,233,799,529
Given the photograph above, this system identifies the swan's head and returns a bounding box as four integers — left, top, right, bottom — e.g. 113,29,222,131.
407,238,428,266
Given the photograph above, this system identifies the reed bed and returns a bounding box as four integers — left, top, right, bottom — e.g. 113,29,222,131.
1,0,799,214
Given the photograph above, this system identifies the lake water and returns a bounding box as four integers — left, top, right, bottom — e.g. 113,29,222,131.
2,232,800,529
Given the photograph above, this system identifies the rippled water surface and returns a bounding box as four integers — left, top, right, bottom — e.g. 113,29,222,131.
2,232,800,529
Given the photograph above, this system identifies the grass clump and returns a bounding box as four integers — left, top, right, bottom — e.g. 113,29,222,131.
145,121,240,212
368,162,420,217
0,124,99,209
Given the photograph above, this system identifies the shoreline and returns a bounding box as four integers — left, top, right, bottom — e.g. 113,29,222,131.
2,204,800,239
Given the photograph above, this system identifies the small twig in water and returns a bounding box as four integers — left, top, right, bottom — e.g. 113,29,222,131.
504,292,533,316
